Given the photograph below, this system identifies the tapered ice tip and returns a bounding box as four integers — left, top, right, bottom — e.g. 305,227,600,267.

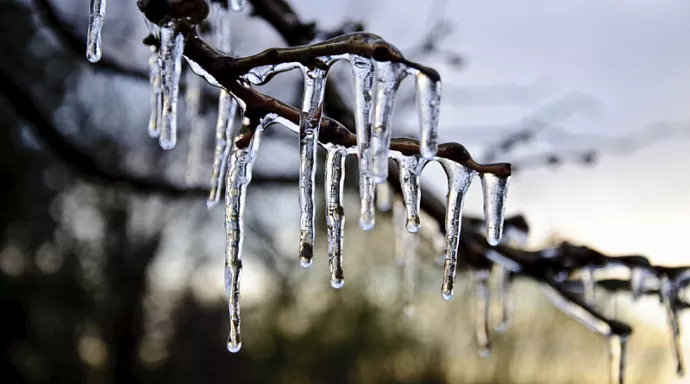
442,291,453,301
359,216,375,231
330,278,344,289
406,221,420,234
486,235,500,247
300,257,312,268
227,340,242,353
479,348,491,358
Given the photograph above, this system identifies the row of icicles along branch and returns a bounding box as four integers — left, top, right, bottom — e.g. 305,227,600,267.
83,1,686,383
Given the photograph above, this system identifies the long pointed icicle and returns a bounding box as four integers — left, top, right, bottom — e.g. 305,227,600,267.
86,0,106,63
325,146,347,289
208,91,239,207
475,269,492,357
350,56,376,230
661,275,685,376
184,73,204,185
439,160,476,300
372,62,408,183
393,198,419,317
609,334,629,384
415,71,441,158
147,46,162,138
492,263,512,333
298,67,328,268
159,22,185,150
480,173,510,246
395,154,425,233
224,124,264,353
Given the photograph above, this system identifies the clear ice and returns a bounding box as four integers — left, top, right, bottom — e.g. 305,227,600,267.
392,153,426,233
415,72,441,158
480,173,510,246
325,145,348,289
159,23,185,150
147,46,162,138
492,264,512,333
376,182,393,212
230,0,246,12
475,269,492,357
86,0,106,63
393,198,419,317
208,91,239,207
661,275,685,376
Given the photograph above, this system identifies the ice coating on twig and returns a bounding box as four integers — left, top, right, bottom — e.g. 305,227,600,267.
224,122,265,353
298,67,328,268
184,72,204,185
661,275,685,376
208,91,239,207
492,263,512,333
86,0,106,63
609,335,629,384
376,182,393,212
439,160,476,300
325,145,348,289
147,46,162,138
159,22,185,150
415,71,441,158
230,0,245,12
392,152,426,233
393,198,419,317
480,173,510,246
349,55,376,230
372,61,408,183
475,269,492,357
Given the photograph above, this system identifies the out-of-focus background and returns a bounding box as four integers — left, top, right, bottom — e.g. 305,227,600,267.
1,0,689,383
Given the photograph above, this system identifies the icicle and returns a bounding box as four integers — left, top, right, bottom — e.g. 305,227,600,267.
376,182,393,212
630,267,645,301
583,266,596,306
475,269,492,357
415,71,441,158
325,146,347,289
394,154,425,233
661,275,685,376
230,0,245,12
211,2,232,54
350,56,376,230
208,91,239,207
439,160,475,300
492,263,512,333
419,209,446,266
480,173,510,246
159,22,185,150
541,283,612,335
224,123,264,353
393,198,419,317
184,72,204,185
147,46,162,138
86,0,106,63
608,334,628,384
298,67,328,268
372,62,408,183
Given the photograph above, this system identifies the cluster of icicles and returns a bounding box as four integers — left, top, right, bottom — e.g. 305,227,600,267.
84,2,686,384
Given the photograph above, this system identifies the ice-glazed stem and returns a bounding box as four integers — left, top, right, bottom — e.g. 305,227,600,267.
480,173,510,246
372,61,408,183
439,160,476,300
224,124,264,353
661,275,685,376
492,264,512,333
415,71,441,158
325,146,347,289
395,154,425,233
208,91,239,207
159,22,185,150
609,334,629,384
230,0,246,12
350,56,376,230
86,0,106,63
583,266,596,306
147,46,162,138
298,67,328,268
376,182,393,212
475,269,492,357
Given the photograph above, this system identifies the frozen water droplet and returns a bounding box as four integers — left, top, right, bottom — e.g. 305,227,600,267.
147,46,162,138
350,56,376,230
159,23,185,150
492,263,512,333
230,0,245,12
325,146,347,289
86,0,106,63
480,173,510,246
609,334,628,384
392,153,426,233
475,269,492,357
299,67,328,268
372,62,408,183
415,72,441,158
224,123,264,355
208,90,240,208
376,182,393,212
439,160,475,299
